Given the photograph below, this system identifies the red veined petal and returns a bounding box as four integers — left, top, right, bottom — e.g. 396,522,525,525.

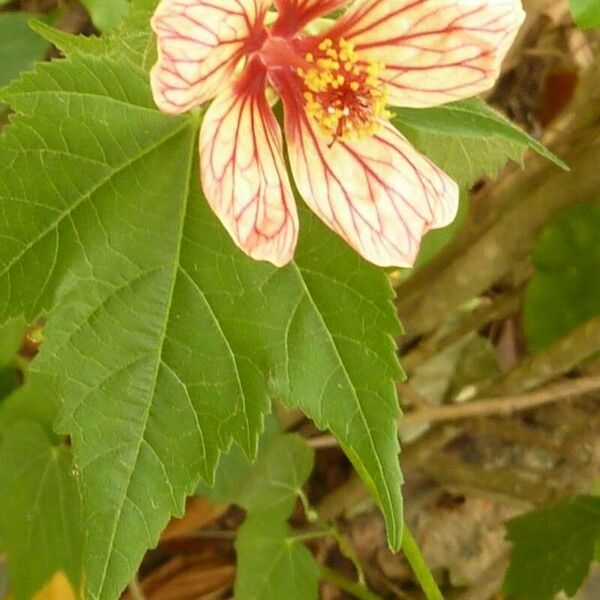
327,0,526,107
199,62,298,267
151,0,270,114
282,98,458,267
271,0,349,37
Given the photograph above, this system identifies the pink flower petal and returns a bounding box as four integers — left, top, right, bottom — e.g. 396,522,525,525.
283,103,458,267
328,0,526,107
271,0,348,36
151,0,270,114
199,61,298,267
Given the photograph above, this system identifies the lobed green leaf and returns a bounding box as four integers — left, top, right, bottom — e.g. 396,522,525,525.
0,11,49,115
524,203,600,352
199,426,318,600
570,0,600,29
199,422,314,519
79,0,130,31
393,98,567,187
0,52,403,598
503,495,600,600
235,516,320,600
0,12,49,89
0,376,83,600
0,316,26,368
30,0,156,70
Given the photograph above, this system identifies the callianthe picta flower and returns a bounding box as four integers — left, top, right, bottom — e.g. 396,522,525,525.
151,0,525,267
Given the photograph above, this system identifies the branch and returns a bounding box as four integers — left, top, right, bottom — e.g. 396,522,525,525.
307,375,600,449
478,315,600,396
395,42,600,338
401,287,523,372
396,130,600,338
400,375,600,427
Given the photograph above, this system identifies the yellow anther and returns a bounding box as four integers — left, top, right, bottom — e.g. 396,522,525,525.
318,38,333,51
298,38,390,142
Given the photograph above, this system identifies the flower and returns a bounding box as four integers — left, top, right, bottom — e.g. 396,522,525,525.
151,0,525,267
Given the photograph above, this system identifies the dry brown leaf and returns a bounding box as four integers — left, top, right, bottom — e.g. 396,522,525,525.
122,554,234,600
161,498,227,542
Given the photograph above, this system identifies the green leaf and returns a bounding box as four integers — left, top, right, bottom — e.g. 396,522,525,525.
413,191,468,269
200,427,318,600
0,380,82,600
0,317,26,400
0,365,19,402
31,0,156,69
503,496,600,600
524,203,600,353
0,12,48,115
199,425,314,519
392,98,567,187
284,226,404,549
80,0,130,31
0,374,60,436
0,52,403,599
235,516,320,600
570,0,600,29
195,434,272,506
0,316,25,367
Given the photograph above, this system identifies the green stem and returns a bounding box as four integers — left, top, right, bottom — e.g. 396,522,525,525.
319,565,382,600
292,529,331,543
402,525,444,600
297,489,366,583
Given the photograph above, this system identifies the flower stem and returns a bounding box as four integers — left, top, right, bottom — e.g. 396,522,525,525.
402,524,444,600
319,566,382,600
297,489,366,583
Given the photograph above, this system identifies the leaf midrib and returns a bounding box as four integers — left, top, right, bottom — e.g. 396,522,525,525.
4,89,161,115
289,263,398,544
176,265,252,454
93,122,196,598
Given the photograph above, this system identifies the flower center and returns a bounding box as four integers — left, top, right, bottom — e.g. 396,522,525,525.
297,38,390,143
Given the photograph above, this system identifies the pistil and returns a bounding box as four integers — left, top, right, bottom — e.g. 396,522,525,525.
297,38,391,143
